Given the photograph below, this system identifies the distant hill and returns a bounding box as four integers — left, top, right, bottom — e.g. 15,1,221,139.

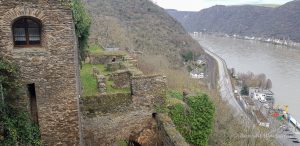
253,4,280,8
85,0,202,63
167,0,300,42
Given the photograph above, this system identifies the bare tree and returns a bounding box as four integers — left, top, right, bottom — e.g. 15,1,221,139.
266,79,272,89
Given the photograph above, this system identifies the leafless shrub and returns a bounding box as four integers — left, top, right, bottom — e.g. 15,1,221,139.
238,72,272,89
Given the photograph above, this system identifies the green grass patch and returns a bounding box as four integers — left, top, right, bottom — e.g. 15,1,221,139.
167,90,183,100
80,63,130,96
80,64,98,97
88,44,104,54
114,140,128,146
94,64,110,75
93,63,133,94
167,98,185,107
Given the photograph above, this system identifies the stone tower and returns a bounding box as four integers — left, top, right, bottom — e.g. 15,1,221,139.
0,0,82,145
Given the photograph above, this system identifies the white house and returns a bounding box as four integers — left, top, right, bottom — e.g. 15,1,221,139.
190,70,204,79
254,93,267,102
249,87,273,102
249,87,260,97
262,90,274,98
196,60,203,64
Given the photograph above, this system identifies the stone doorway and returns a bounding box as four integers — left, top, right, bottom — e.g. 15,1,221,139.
128,140,141,146
27,83,39,124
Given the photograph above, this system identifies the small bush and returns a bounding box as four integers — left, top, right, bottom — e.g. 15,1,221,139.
0,57,42,145
167,90,183,100
181,50,194,62
0,102,42,146
169,93,215,146
72,0,91,61
240,85,249,96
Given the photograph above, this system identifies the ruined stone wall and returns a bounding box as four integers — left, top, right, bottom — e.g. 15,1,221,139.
0,1,81,145
110,70,131,88
80,93,132,115
156,114,189,146
96,74,107,94
89,54,124,65
82,110,160,146
131,75,167,106
106,62,125,72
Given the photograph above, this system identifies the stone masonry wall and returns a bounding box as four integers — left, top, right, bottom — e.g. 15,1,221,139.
82,110,156,146
106,62,125,72
96,74,106,94
80,93,132,115
110,70,132,88
131,75,167,106
90,54,124,65
156,114,189,146
0,1,81,145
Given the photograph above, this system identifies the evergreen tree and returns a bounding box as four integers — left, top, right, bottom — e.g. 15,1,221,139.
240,85,249,96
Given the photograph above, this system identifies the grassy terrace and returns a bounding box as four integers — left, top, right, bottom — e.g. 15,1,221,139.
80,62,131,97
80,64,97,97
88,44,104,54
80,63,131,97
80,44,131,97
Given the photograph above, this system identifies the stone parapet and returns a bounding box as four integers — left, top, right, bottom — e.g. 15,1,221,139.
156,114,189,146
80,93,132,115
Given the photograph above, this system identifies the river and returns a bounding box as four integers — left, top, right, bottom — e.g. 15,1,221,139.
196,34,300,122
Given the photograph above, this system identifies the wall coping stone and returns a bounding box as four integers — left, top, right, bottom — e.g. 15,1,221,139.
156,114,189,146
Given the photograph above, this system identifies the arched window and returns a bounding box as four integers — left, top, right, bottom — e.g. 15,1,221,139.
13,17,41,47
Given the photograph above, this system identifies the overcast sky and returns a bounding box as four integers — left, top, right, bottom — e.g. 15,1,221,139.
152,0,293,11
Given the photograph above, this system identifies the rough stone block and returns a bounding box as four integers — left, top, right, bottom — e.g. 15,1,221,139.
92,67,100,77
110,70,131,88
96,75,106,94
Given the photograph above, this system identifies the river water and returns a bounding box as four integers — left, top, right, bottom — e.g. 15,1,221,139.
196,34,300,121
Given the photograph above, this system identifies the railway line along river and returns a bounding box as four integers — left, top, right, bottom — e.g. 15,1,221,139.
195,33,300,122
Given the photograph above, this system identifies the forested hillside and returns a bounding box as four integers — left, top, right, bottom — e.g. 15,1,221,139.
167,0,300,42
85,0,202,64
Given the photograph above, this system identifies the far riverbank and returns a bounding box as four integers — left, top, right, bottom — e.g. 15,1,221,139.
194,33,300,123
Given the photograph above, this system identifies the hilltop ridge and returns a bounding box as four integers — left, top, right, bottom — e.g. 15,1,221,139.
167,0,300,42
